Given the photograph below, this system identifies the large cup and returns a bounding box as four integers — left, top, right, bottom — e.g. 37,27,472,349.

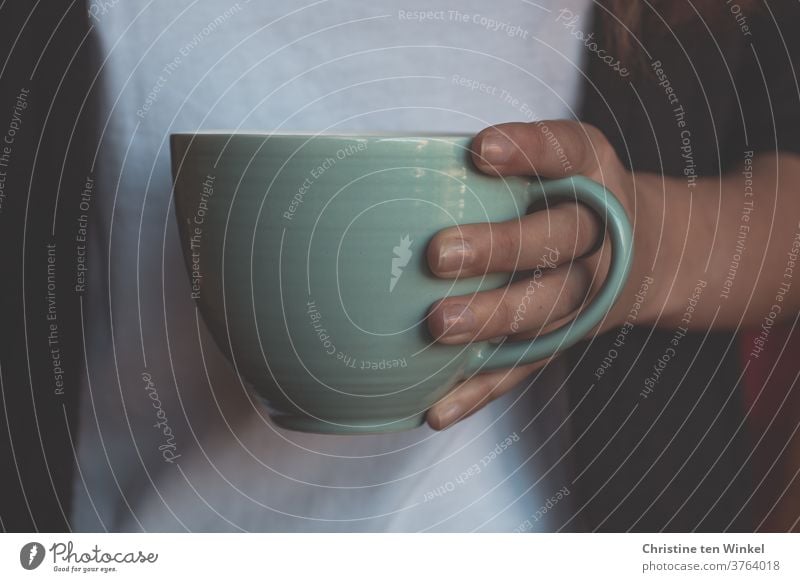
171,132,632,434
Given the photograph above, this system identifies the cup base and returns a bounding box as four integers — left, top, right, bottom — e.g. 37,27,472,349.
269,412,427,434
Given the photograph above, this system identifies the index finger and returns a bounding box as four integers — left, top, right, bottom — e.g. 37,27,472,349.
471,121,605,178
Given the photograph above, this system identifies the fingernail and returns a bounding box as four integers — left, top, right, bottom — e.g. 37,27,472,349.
480,133,513,165
434,402,463,428
441,304,476,336
437,238,473,273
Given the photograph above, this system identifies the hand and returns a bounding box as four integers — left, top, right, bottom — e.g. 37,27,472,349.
425,121,661,430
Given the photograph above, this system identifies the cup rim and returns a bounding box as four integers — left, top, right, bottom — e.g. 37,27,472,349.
170,130,475,139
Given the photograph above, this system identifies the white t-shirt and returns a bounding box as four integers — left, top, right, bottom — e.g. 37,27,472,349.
73,0,591,532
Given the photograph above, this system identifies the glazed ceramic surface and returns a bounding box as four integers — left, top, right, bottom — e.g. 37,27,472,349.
171,132,632,434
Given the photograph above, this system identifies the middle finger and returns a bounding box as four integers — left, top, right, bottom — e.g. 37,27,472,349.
427,261,592,344
427,201,601,278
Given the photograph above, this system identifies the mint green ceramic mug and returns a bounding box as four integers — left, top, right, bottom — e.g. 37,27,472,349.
171,132,632,434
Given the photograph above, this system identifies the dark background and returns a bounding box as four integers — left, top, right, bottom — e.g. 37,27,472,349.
1,0,799,532
0,1,94,531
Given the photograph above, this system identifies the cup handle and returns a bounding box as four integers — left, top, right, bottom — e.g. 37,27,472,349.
463,175,633,375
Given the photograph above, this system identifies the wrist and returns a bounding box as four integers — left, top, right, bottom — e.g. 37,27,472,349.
644,172,705,329
626,171,687,329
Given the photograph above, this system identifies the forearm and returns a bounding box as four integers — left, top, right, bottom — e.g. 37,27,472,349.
648,152,800,330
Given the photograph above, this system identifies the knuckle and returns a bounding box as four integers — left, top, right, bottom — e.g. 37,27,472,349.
581,122,607,146
569,125,594,165
575,204,602,253
475,378,500,401
563,266,592,314
523,122,548,166
557,286,579,320
549,203,594,258
492,294,515,331
493,224,522,270
549,203,580,248
581,122,618,167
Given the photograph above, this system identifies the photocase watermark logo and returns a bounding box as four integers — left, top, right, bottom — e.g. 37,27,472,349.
19,542,46,570
389,234,413,292
555,8,629,78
